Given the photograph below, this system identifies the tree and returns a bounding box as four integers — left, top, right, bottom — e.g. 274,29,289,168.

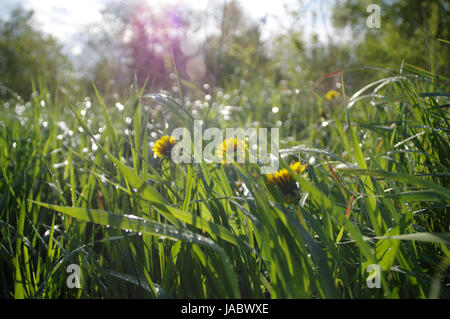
202,0,269,87
0,8,72,98
332,0,449,77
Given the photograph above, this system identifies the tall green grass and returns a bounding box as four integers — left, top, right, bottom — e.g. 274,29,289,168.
0,68,449,298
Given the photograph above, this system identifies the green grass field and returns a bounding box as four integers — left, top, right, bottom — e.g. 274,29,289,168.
1,65,449,298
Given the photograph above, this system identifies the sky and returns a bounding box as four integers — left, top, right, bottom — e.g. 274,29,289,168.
1,0,335,55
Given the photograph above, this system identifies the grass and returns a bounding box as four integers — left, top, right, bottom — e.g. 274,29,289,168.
0,66,449,298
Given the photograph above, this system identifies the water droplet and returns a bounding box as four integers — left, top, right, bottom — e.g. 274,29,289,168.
116,102,125,112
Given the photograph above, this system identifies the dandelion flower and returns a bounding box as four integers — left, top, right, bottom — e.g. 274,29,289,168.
216,137,248,164
290,161,308,174
265,161,308,195
325,90,340,101
153,136,176,158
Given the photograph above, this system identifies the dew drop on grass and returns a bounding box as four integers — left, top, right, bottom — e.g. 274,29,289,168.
16,104,25,115
116,102,125,112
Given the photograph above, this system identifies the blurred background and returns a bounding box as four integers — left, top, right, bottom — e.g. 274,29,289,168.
0,0,448,100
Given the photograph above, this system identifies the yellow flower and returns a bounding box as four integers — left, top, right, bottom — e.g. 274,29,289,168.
265,161,308,194
274,168,293,183
325,90,340,101
265,173,275,185
152,136,176,158
216,137,248,164
290,161,308,174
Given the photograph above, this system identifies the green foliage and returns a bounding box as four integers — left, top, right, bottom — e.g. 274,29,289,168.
202,0,269,87
0,8,72,99
0,0,449,300
1,65,448,298
332,0,449,77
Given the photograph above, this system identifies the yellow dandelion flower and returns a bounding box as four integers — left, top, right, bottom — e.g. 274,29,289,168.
273,168,297,194
152,135,176,158
265,161,309,195
274,168,293,183
265,173,276,185
290,161,308,174
325,90,340,101
216,137,248,164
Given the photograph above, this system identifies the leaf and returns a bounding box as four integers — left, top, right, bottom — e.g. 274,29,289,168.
29,200,241,298
374,232,450,245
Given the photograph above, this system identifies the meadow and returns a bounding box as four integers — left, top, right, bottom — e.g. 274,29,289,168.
1,63,449,299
